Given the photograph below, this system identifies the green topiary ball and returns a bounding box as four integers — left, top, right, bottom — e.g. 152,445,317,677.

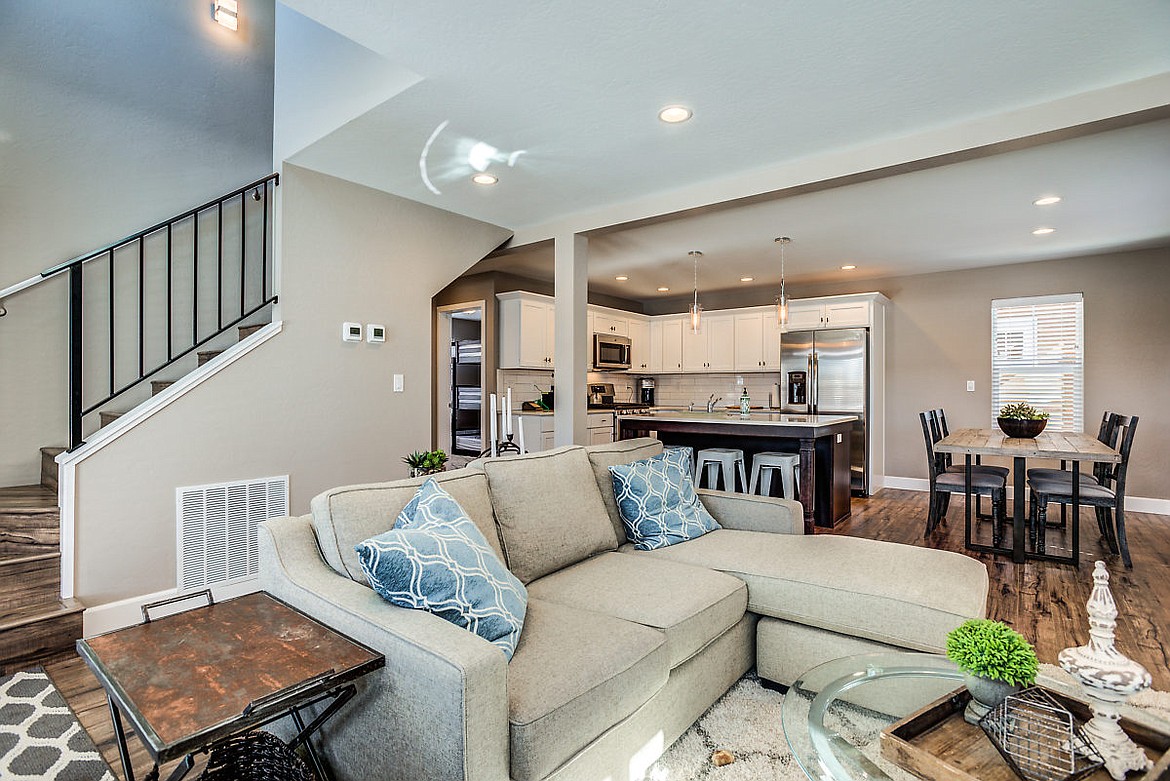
946,619,1039,686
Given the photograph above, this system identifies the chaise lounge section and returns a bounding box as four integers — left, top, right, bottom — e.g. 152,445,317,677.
259,437,988,781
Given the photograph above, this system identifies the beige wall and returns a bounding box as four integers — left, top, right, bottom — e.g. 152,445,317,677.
645,247,1170,498
70,165,511,606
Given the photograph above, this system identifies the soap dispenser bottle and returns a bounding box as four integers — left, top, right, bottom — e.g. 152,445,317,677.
739,386,750,416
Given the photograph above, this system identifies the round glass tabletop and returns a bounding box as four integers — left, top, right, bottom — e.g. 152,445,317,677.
780,652,964,781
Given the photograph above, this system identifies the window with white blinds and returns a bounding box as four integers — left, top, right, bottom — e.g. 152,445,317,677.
991,293,1084,432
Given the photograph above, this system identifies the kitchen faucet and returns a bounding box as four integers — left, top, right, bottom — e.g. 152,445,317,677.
705,394,722,413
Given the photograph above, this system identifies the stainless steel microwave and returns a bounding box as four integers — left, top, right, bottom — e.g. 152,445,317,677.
593,333,632,370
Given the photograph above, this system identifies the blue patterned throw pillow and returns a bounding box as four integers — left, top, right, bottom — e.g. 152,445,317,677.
356,479,527,659
609,448,720,551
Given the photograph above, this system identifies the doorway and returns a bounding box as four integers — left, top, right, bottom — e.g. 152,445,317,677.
436,303,485,457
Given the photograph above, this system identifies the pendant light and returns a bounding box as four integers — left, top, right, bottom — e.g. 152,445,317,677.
774,236,792,327
688,250,703,333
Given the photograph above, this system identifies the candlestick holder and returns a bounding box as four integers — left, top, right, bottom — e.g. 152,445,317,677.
1058,561,1153,780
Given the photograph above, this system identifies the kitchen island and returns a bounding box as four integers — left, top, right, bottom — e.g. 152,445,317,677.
618,411,857,533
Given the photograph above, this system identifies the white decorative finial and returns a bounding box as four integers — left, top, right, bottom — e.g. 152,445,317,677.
1059,562,1152,780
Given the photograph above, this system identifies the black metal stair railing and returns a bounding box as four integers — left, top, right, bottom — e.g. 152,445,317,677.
40,174,280,450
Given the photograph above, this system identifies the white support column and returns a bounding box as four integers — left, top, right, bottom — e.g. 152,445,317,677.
553,233,588,446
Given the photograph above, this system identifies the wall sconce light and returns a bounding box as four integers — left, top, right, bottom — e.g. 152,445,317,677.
214,0,239,31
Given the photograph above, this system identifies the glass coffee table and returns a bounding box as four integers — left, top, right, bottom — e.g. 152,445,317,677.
781,652,965,781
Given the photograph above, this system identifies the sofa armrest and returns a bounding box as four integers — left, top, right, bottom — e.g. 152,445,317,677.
259,515,509,781
697,490,805,535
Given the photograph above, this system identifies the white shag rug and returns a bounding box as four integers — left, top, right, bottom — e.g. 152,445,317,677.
641,665,1170,781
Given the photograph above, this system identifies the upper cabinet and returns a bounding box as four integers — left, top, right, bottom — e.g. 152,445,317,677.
733,311,781,371
681,314,735,372
783,295,880,332
498,291,886,373
498,292,556,369
628,318,650,372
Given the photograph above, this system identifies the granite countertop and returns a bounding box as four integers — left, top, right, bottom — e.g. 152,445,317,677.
619,410,858,427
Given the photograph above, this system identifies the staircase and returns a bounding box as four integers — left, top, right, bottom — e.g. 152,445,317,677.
0,176,280,673
0,321,269,673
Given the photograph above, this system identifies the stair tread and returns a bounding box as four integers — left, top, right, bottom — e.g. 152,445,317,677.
0,598,84,631
0,485,58,511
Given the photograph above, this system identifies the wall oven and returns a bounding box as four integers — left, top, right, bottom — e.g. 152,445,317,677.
593,333,632,371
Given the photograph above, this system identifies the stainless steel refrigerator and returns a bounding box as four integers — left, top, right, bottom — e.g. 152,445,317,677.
780,328,869,495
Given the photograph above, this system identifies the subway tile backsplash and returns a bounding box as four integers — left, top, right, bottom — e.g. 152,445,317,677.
497,369,784,408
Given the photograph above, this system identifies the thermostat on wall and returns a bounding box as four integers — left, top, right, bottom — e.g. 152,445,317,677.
342,322,362,342
367,324,386,343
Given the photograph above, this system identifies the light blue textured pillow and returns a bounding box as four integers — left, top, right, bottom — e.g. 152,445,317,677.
356,479,527,659
609,448,720,551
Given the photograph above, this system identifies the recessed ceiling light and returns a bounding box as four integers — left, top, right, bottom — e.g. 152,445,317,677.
657,286,670,292
615,275,629,281
1033,196,1062,206
658,105,692,124
739,277,754,282
841,264,857,270
1032,227,1055,235
471,173,498,185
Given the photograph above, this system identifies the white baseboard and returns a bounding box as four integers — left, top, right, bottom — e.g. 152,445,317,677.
82,578,261,637
878,475,1169,516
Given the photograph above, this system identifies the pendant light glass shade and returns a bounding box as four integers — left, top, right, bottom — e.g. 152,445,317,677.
774,237,791,327
688,250,703,333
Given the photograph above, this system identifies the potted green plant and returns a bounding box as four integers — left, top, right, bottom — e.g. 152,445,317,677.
402,449,449,478
946,619,1039,723
997,402,1050,438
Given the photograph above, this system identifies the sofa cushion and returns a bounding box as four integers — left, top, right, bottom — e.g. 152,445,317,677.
507,598,668,781
527,551,746,667
629,530,989,652
586,438,664,544
482,446,618,583
311,470,502,581
356,479,528,659
609,448,720,550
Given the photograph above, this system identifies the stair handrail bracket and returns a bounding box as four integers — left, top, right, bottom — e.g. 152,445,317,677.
2,173,280,450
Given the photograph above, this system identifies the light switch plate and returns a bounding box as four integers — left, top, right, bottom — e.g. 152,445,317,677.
966,380,976,392
367,324,386,343
393,374,404,392
342,322,362,342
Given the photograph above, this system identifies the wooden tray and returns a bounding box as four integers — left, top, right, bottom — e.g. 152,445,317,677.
880,687,1170,781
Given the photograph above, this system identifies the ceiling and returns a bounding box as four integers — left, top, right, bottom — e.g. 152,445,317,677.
280,1,1170,295
475,119,1170,300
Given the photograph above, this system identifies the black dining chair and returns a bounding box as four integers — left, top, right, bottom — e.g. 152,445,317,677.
1026,410,1119,531
919,410,1007,539
930,409,1009,521
1028,414,1139,568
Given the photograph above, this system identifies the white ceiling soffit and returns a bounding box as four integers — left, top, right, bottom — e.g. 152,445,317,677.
280,1,1170,234
474,119,1170,300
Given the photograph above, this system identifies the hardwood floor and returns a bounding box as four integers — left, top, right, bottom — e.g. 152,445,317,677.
41,488,1169,780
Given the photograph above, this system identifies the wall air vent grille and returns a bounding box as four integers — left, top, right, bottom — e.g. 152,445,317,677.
176,475,288,591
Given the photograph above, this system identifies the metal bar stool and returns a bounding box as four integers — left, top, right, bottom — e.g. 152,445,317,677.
694,448,748,492
748,452,800,499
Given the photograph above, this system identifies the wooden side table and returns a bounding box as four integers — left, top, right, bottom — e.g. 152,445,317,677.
77,590,385,781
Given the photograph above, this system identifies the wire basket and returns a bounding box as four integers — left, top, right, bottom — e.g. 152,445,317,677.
199,730,314,781
979,687,1104,781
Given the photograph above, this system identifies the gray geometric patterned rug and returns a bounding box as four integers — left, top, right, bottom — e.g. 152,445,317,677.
0,668,115,781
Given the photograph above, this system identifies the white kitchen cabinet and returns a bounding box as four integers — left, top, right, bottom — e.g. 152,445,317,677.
588,412,614,445
592,311,628,336
733,311,782,371
499,292,556,369
650,316,684,372
519,411,612,452
628,318,650,372
782,295,877,331
682,314,734,372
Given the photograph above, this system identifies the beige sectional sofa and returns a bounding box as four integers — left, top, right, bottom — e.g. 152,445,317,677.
259,438,989,781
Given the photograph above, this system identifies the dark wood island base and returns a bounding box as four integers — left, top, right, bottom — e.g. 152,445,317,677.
618,412,855,534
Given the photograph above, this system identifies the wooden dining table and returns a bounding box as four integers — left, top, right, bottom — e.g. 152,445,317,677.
934,428,1120,565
